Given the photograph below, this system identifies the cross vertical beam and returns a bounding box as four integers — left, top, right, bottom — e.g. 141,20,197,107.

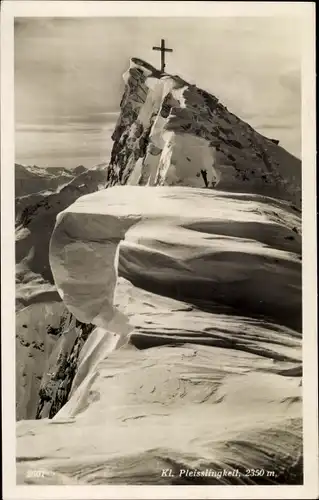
152,38,173,73
160,38,165,74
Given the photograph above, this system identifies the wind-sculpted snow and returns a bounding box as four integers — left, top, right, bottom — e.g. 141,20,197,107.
115,278,301,365
50,186,301,334
16,185,302,484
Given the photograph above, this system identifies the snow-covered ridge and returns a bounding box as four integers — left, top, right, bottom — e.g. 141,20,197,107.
107,58,301,207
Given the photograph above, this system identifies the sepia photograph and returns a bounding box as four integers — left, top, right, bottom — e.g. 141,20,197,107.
1,2,317,499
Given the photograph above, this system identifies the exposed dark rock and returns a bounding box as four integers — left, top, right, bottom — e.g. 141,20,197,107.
35,319,95,419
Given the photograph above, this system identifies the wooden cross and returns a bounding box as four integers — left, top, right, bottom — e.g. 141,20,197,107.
152,39,173,73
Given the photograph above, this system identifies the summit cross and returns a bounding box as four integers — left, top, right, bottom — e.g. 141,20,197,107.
152,39,173,73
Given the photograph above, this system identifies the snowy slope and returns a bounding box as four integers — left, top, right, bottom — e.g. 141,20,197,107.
17,341,301,485
16,301,69,420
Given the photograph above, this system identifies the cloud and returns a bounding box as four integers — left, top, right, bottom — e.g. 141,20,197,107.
16,111,119,129
16,124,99,134
67,112,119,125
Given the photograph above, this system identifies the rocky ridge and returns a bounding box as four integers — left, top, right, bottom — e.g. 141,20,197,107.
107,58,300,208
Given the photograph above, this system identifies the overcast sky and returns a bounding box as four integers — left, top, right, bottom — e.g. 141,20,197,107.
15,16,301,168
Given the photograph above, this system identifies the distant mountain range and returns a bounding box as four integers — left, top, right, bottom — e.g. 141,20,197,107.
15,163,87,198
